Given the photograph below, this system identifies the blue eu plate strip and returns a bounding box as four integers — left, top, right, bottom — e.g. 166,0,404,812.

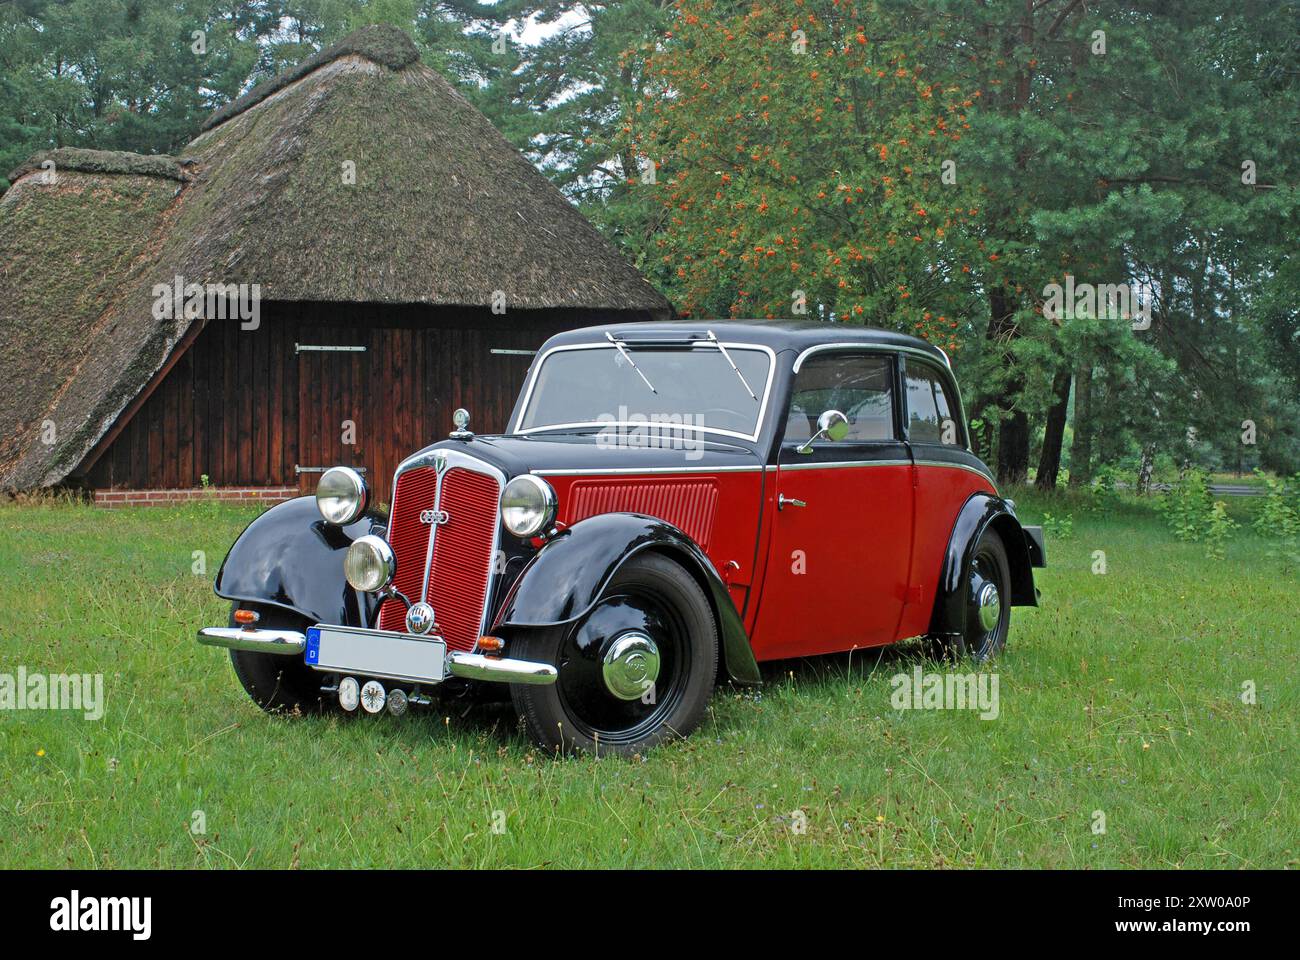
305,626,321,665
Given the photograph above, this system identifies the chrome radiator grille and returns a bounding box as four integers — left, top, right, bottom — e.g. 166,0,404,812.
377,454,502,652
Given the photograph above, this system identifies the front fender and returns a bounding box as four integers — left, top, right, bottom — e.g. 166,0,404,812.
929,493,1040,637
213,496,385,627
492,513,761,685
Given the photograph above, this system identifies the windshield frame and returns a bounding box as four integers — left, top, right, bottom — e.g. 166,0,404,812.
511,340,779,443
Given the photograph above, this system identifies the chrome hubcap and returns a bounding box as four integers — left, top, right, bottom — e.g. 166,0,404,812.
601,631,660,701
976,582,1001,632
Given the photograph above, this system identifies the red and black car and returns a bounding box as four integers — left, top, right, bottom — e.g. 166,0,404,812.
199,321,1045,754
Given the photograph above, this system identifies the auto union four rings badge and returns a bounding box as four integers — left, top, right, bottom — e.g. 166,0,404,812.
406,601,436,635
420,508,449,525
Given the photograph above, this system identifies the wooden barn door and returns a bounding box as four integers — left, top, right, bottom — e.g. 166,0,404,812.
295,332,371,498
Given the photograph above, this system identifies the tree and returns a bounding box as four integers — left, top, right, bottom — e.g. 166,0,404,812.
625,0,986,345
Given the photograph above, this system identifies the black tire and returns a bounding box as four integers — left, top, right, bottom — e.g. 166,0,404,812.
227,604,333,715
509,552,718,757
940,526,1012,662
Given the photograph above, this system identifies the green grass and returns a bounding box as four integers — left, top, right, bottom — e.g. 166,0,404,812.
0,490,1295,868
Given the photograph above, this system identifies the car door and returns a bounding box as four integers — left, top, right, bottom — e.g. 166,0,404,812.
749,350,915,661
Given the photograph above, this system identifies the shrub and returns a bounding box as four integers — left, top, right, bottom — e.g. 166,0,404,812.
1042,511,1074,541
1252,471,1300,539
1091,467,1119,513
1204,501,1237,560
1156,468,1214,542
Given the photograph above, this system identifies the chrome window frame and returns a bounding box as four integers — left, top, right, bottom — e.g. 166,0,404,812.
512,341,779,444
792,343,972,453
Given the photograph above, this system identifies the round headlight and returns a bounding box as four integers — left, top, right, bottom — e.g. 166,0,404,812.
316,466,368,525
500,475,557,539
344,535,395,593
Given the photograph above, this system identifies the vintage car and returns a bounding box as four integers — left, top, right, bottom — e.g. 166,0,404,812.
199,321,1045,754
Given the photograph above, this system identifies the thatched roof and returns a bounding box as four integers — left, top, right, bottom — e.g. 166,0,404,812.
0,151,187,486
0,24,669,490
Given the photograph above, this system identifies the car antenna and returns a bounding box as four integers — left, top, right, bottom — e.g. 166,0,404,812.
605,331,657,394
706,330,757,401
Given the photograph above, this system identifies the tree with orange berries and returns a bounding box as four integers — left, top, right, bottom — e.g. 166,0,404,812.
623,0,985,353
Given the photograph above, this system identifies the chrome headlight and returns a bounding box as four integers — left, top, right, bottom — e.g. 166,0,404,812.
344,535,395,593
316,466,368,525
500,475,557,539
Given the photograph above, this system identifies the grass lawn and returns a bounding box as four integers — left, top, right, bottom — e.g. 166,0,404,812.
1,490,1295,869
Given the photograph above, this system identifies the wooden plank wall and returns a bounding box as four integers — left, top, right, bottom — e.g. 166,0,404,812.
82,303,587,504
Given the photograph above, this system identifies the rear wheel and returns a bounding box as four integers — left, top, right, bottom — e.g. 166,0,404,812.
937,527,1011,662
227,604,332,714
509,552,718,756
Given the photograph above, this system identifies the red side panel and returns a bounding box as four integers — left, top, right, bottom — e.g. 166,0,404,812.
896,465,996,639
566,478,719,549
544,470,764,618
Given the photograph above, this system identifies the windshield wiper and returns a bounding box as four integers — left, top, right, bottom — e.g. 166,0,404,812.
706,330,758,401
605,331,658,394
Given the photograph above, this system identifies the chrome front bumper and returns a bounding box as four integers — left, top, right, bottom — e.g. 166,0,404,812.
198,626,307,655
196,626,556,686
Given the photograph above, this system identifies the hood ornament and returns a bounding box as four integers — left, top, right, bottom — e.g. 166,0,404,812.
449,407,474,441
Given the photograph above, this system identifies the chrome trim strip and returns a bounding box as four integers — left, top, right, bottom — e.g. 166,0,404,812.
389,448,507,642
792,342,947,373
913,458,996,485
512,341,778,443
778,458,912,471
446,651,557,685
419,463,446,604
197,626,306,655
531,464,764,476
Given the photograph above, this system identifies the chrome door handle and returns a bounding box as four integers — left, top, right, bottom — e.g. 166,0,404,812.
778,494,806,511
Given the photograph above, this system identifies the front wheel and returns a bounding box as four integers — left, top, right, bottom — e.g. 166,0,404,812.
227,604,333,715
508,552,718,756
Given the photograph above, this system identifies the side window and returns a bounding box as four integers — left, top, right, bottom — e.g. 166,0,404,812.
786,353,896,444
906,361,961,445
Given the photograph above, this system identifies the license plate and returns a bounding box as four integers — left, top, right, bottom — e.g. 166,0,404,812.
305,625,447,684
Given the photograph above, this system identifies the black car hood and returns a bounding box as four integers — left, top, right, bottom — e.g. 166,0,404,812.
403,433,763,480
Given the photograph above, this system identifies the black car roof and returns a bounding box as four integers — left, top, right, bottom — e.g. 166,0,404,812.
545,319,950,365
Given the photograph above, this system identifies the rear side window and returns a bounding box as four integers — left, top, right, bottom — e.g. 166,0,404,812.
786,353,896,443
906,361,960,445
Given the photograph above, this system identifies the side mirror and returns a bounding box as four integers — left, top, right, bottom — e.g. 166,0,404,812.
796,409,849,454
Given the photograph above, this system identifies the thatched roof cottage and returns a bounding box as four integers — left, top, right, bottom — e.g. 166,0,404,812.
0,24,669,505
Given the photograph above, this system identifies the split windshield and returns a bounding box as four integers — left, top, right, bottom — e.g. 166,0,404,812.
516,343,772,441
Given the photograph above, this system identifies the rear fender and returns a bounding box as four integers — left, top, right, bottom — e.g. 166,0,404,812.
928,493,1040,637
492,513,761,685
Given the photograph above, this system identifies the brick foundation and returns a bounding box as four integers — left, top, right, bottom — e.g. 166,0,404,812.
94,486,300,508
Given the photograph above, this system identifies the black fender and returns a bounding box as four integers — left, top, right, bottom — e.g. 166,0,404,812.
492,513,761,685
929,493,1042,637
213,496,386,628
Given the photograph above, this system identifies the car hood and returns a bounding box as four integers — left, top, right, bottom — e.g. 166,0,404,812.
401,434,763,480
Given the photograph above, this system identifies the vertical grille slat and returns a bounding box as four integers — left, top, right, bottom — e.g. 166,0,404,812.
378,463,501,652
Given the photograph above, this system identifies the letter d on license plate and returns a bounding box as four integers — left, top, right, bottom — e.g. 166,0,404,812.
306,625,446,684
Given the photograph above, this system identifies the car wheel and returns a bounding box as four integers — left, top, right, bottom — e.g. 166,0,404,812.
509,552,718,756
226,604,333,714
952,526,1011,662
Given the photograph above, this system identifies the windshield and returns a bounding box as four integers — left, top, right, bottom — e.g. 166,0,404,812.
516,343,773,441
